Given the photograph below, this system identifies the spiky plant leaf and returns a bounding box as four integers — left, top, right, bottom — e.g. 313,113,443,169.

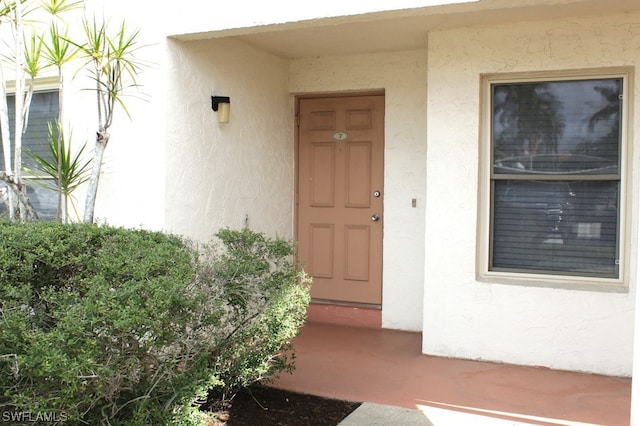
26,120,91,196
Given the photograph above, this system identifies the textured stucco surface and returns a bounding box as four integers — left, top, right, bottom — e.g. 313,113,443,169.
290,51,428,331
423,12,640,376
163,38,294,242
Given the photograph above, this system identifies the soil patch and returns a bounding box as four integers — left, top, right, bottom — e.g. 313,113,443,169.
203,385,361,426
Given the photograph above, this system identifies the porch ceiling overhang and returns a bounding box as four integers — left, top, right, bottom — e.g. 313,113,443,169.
170,0,639,58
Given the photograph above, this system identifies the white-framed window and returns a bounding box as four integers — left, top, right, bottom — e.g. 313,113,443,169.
0,86,59,220
478,68,631,290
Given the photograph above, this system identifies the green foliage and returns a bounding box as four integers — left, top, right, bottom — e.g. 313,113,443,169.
26,121,91,221
73,17,145,125
205,228,311,393
0,221,200,424
22,32,43,79
39,0,83,16
43,22,77,69
0,223,311,425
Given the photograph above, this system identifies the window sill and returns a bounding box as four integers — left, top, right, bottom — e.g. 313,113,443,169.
477,271,628,293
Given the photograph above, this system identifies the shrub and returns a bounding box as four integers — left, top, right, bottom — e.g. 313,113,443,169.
206,228,311,394
0,222,310,425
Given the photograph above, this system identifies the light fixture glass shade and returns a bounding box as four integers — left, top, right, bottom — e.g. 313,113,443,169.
218,102,230,123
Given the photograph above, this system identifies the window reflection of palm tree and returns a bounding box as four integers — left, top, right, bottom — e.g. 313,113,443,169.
575,83,620,162
494,84,565,170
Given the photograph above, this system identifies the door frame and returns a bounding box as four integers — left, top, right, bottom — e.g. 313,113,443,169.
294,90,385,306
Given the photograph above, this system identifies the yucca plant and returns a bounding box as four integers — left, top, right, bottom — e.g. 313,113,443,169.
0,0,82,221
42,20,78,219
70,17,146,223
27,120,91,222
0,2,144,223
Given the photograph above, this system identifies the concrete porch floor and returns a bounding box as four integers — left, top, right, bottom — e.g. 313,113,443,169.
272,320,631,425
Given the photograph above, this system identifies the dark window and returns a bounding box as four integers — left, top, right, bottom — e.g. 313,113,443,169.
0,90,59,220
490,78,621,278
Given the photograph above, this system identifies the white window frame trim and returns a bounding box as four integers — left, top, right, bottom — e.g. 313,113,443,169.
476,67,633,293
5,76,59,92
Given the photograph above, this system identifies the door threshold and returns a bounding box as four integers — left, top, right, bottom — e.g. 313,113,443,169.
306,301,382,329
311,298,381,309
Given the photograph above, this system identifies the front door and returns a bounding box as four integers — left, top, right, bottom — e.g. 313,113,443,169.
297,94,384,305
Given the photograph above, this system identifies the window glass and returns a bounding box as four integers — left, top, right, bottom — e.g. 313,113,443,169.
0,180,58,220
492,180,618,276
492,79,620,175
0,90,59,220
489,77,622,278
26,181,58,220
0,90,59,171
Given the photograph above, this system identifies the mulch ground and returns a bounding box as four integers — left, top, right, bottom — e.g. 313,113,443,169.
202,385,362,426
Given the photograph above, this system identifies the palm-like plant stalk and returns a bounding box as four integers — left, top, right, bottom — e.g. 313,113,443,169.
21,32,42,131
72,17,144,223
0,60,13,218
0,0,38,220
42,21,76,219
13,0,25,220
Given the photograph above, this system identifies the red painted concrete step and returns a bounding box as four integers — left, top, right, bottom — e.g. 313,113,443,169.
273,322,631,426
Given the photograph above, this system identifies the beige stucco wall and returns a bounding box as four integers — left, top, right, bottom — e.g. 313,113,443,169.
72,1,295,237
290,50,428,331
38,0,636,376
424,12,639,376
164,38,294,242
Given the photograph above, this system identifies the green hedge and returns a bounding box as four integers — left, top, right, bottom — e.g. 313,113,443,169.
0,222,310,425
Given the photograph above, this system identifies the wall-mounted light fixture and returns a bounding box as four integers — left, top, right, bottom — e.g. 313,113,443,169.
211,95,231,123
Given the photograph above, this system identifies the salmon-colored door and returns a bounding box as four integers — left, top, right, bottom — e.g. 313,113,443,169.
297,95,384,305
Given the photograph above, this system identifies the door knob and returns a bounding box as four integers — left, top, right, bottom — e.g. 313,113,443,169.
371,213,380,221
